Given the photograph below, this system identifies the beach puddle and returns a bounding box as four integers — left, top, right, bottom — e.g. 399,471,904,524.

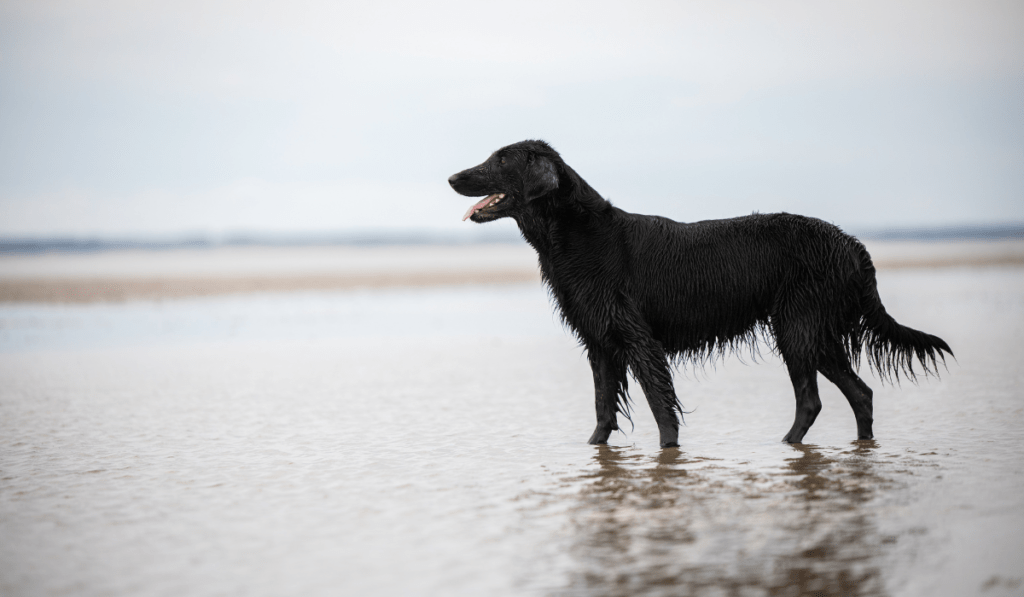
1,266,1022,596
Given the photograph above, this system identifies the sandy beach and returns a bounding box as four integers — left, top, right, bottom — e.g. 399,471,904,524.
0,239,1022,303
0,244,540,303
1,243,1022,596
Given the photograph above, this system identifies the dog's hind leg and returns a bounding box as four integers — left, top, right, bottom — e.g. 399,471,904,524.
773,313,823,443
819,363,874,440
587,350,627,445
782,360,822,444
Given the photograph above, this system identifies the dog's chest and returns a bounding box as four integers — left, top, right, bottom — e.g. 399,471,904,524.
542,259,625,335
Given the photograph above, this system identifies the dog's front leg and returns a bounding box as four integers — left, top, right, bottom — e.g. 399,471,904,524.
587,349,627,445
623,335,682,449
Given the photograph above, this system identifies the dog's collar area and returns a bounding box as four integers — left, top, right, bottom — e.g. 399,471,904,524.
462,193,505,221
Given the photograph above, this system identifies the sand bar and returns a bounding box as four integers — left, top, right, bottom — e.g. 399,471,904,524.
0,240,1021,303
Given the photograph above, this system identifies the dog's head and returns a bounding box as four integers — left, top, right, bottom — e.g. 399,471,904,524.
448,140,561,223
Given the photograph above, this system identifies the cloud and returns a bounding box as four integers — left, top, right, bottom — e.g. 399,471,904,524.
1,0,1021,235
7,1,1022,93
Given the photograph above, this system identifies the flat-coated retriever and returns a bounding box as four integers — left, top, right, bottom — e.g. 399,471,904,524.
448,140,952,448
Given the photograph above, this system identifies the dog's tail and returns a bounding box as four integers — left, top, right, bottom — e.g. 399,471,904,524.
853,244,953,382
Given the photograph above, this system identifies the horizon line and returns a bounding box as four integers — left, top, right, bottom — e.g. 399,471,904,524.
1,223,1022,254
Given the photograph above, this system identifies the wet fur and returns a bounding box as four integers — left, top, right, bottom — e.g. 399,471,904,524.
449,140,953,448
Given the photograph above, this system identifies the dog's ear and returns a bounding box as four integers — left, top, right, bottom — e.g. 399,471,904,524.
524,155,559,202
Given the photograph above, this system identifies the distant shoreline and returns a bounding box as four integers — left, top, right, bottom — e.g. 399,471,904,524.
1,240,1021,304
1,223,1022,255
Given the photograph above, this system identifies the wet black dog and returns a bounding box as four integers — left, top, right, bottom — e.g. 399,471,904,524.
448,140,952,448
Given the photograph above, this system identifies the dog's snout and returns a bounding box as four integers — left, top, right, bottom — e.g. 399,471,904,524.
448,173,461,188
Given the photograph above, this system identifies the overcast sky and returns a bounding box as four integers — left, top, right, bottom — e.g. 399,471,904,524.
1,0,1022,238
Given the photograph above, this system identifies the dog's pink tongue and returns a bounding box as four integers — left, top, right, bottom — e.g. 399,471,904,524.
462,194,500,221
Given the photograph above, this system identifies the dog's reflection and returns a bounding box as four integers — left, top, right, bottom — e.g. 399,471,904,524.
556,442,892,597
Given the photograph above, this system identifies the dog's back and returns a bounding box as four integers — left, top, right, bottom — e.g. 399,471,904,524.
585,210,864,361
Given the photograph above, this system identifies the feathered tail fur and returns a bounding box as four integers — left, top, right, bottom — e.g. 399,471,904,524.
853,245,953,381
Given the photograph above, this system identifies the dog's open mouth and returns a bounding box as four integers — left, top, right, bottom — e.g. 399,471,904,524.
462,193,505,221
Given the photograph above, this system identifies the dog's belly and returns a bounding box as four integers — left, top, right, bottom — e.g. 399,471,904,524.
644,293,769,353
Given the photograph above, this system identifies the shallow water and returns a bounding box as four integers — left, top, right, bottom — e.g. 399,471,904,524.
1,267,1022,596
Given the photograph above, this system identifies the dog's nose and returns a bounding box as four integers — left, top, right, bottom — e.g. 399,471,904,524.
447,173,460,187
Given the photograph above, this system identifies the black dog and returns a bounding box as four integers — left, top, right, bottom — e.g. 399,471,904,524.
448,140,952,448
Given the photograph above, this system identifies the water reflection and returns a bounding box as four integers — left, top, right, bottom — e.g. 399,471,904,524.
554,441,898,597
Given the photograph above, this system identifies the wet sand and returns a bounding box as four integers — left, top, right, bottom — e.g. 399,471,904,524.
1,240,1022,303
0,247,1022,596
0,244,541,302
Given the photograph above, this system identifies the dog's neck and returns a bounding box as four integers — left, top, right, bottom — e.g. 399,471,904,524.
513,169,612,260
